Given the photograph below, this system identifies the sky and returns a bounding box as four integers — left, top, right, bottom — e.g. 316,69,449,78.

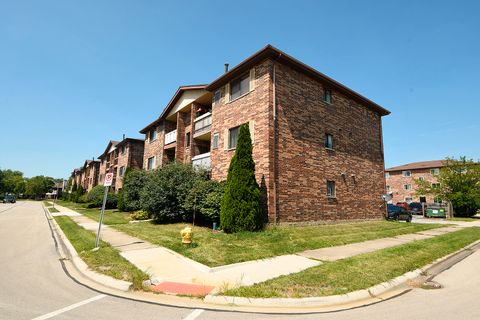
1,0,479,179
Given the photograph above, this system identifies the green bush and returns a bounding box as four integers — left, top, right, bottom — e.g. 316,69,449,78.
130,210,150,220
86,185,117,209
122,169,147,212
220,124,262,233
140,162,202,223
117,189,125,212
184,179,225,224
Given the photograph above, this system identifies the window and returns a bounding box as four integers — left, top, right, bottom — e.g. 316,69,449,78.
147,157,155,170
119,166,125,177
228,126,239,149
212,132,219,149
149,129,157,141
324,89,332,104
325,133,334,149
121,145,126,155
430,168,440,175
418,177,424,181
431,183,440,189
327,180,336,198
405,197,413,203
186,132,191,147
385,172,390,178
386,185,391,192
230,73,250,100
213,89,221,105
434,196,443,204
402,170,412,177
404,184,411,190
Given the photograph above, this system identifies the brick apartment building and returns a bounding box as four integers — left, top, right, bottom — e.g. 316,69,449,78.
98,138,144,192
82,159,100,192
140,45,390,223
385,160,446,204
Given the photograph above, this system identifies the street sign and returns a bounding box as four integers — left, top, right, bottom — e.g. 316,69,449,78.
104,173,113,186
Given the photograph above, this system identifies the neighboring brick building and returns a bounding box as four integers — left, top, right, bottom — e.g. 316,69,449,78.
140,45,390,223
385,160,446,204
98,138,144,192
82,159,100,192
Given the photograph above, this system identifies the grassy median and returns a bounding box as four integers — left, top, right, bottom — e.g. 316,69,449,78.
54,215,149,290
224,227,480,298
114,221,446,267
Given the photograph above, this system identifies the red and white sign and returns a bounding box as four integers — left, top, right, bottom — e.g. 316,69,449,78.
104,173,114,186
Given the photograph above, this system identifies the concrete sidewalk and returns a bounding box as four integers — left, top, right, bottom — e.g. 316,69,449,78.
50,202,472,296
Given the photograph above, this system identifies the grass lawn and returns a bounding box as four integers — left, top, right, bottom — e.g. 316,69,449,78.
225,227,480,298
43,200,52,207
114,220,446,267
56,200,131,225
48,207,59,213
54,215,148,290
447,217,480,222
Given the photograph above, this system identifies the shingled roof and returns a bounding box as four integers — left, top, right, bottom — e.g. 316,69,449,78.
386,160,447,172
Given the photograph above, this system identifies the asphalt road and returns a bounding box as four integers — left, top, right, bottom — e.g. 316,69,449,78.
1,201,479,320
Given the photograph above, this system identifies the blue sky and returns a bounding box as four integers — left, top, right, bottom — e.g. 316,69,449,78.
1,0,479,179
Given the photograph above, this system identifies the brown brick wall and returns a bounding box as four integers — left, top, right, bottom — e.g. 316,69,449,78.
210,60,273,220
143,123,165,170
274,62,386,222
386,169,440,203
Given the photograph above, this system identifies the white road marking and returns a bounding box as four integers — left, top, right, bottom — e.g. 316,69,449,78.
30,294,106,320
183,308,205,320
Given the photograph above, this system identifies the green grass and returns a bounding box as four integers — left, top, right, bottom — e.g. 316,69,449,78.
225,227,480,298
114,220,446,267
54,215,149,290
43,200,52,207
448,217,480,222
48,207,59,213
56,200,131,225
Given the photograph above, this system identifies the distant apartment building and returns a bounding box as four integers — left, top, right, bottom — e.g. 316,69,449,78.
98,138,144,192
385,160,446,204
82,159,100,192
139,45,390,223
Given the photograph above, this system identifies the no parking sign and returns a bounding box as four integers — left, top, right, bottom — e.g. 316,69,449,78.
104,173,113,186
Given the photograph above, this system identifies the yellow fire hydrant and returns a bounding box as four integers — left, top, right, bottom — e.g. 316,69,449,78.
180,226,193,244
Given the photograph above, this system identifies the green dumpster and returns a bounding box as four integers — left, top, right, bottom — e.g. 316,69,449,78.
425,207,446,218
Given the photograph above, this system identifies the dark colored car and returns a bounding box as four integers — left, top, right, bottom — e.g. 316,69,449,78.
2,194,16,203
396,202,411,211
387,204,412,222
409,202,425,215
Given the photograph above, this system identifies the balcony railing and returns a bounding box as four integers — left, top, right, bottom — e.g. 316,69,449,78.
194,113,212,133
192,152,211,170
165,129,177,145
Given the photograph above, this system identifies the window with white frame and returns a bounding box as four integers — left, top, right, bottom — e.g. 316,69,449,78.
119,166,125,177
147,157,155,170
212,132,219,149
325,133,334,149
149,128,157,142
386,185,391,192
404,184,411,190
431,183,440,189
228,126,239,149
418,177,424,181
327,180,336,198
385,172,390,178
405,197,413,203
230,73,250,100
402,170,412,177
213,89,221,105
430,168,440,175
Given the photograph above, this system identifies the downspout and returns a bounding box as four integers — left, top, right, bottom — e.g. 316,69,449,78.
272,54,281,224
380,116,388,219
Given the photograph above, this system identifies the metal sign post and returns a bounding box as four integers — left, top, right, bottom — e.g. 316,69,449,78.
95,173,113,249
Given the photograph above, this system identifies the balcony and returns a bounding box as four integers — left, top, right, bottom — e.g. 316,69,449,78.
192,152,211,170
194,113,212,136
165,129,177,145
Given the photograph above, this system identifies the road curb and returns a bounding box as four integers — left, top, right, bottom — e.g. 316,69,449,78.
43,205,133,292
203,238,480,309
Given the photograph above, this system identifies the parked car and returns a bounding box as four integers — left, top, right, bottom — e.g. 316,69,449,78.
396,202,411,211
387,204,412,222
2,194,16,203
409,202,425,215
